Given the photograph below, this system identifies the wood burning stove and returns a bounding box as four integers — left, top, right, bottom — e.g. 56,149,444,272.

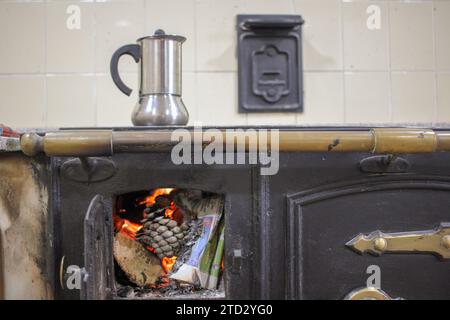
15,127,450,300
53,151,255,300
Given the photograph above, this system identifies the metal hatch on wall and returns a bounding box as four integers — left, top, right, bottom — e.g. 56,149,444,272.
237,14,304,113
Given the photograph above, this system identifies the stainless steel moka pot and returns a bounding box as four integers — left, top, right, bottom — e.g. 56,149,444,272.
110,30,189,126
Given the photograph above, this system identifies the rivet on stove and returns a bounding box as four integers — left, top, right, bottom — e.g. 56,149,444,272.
441,235,450,250
373,237,387,252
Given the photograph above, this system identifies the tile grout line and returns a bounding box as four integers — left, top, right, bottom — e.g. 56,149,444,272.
431,0,439,126
43,0,48,128
2,69,449,76
93,0,98,126
340,0,346,123
386,0,394,123
193,0,199,125
290,0,300,125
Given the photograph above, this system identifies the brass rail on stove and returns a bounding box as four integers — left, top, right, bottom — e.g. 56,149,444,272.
20,128,450,157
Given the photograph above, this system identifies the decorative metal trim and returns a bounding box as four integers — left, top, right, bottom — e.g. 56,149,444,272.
359,155,410,173
61,157,117,183
288,175,450,206
346,223,450,260
21,128,450,157
344,287,402,300
59,255,65,290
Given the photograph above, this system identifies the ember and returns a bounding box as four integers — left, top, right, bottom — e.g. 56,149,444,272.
113,217,142,240
162,256,177,272
139,188,174,207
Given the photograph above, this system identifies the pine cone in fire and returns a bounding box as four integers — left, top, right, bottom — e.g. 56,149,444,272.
137,216,189,259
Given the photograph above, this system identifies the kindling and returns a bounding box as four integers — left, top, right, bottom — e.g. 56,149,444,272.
170,126,280,176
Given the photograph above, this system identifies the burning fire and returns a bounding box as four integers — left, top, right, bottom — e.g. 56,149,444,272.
162,256,177,273
164,204,176,219
140,187,176,220
115,188,179,273
139,188,174,207
114,216,142,240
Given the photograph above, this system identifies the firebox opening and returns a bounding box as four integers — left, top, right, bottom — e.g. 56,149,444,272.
112,188,226,299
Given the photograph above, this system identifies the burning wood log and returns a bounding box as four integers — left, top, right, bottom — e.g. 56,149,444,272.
113,232,163,287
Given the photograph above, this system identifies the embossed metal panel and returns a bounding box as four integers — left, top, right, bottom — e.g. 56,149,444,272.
237,15,304,113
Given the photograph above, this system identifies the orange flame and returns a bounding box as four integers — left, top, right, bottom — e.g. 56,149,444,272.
162,256,177,272
139,188,176,220
114,216,142,240
139,188,174,207
116,188,179,277
164,204,176,219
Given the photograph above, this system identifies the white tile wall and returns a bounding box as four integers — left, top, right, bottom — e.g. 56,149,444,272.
299,72,344,124
96,72,137,127
389,1,434,71
46,1,95,73
0,0,449,128
0,76,46,127
0,3,45,74
94,0,145,73
391,72,435,123
344,72,390,123
195,72,247,126
145,0,196,71
342,1,388,71
46,74,96,127
183,72,197,124
196,0,294,72
435,1,450,71
293,0,342,71
437,73,450,122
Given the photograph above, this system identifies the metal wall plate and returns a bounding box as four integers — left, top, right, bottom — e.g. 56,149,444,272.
237,15,304,113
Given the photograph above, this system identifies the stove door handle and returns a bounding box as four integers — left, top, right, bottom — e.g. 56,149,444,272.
346,223,450,260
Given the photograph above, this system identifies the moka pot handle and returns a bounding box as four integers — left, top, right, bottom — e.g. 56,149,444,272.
110,44,141,96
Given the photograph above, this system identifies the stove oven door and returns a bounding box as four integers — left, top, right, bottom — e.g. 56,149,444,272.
286,175,450,299
81,195,114,300
266,152,450,299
